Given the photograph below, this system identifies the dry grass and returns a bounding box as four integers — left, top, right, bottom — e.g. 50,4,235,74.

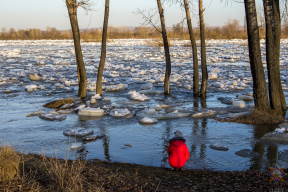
0,144,20,182
145,38,172,47
42,156,86,192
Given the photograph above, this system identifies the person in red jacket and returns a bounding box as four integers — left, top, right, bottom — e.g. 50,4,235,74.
167,130,189,170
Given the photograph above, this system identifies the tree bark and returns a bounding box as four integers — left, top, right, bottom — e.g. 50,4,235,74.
263,0,286,113
184,0,199,97
66,0,87,98
96,0,110,96
244,0,270,112
157,0,171,95
199,0,208,97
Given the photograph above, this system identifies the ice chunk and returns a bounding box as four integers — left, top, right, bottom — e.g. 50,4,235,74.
82,133,105,141
71,143,83,149
92,94,102,99
39,114,67,121
78,108,104,116
105,83,128,92
109,108,131,117
141,83,153,90
29,73,41,81
26,110,45,117
209,143,229,151
139,117,158,124
25,84,37,92
233,101,246,108
128,91,150,101
63,128,94,137
261,128,288,142
238,95,253,101
154,105,162,111
139,89,162,95
208,72,218,80
192,110,217,118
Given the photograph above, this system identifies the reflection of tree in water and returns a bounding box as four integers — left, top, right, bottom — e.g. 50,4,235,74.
250,124,279,170
190,98,208,160
160,120,172,167
100,125,110,162
190,118,208,160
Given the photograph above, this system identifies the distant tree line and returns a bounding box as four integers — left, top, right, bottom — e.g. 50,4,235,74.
2,19,288,41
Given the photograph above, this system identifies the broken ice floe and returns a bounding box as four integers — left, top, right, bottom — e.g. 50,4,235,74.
25,84,37,92
128,90,150,101
109,108,131,117
139,117,158,124
38,114,67,121
78,108,104,116
70,143,83,149
233,101,246,108
136,108,189,120
63,128,94,137
26,110,45,117
191,110,217,118
105,83,128,92
82,133,105,141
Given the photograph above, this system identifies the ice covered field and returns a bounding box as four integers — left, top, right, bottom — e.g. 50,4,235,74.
1,39,288,171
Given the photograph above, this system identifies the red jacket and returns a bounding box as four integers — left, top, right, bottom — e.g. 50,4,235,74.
167,137,189,169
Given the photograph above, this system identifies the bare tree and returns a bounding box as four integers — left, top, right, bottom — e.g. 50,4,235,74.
96,0,110,96
244,0,271,112
157,0,172,95
66,0,91,98
263,0,287,114
199,0,208,97
183,0,199,97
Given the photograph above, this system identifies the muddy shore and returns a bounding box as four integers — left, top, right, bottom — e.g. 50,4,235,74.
1,153,287,191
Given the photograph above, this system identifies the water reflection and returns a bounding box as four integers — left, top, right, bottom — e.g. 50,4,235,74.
250,124,279,170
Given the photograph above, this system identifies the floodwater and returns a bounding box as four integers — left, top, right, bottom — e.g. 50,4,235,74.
1,39,288,172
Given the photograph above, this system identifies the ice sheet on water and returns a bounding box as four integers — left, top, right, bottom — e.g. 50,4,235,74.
128,90,150,101
139,117,158,124
38,114,67,121
109,108,131,117
191,110,217,118
78,108,104,116
26,110,45,117
63,128,94,137
105,83,128,92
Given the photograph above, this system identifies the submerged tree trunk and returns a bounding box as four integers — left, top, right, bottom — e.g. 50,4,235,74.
96,0,110,96
199,0,208,97
157,0,171,95
244,0,270,112
184,0,199,97
66,0,87,98
263,0,286,114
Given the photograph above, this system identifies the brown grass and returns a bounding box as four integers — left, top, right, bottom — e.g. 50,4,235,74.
145,38,172,47
0,144,20,182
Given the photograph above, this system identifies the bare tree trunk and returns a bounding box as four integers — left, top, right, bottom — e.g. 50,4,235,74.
184,0,199,97
96,0,110,96
157,0,171,95
66,0,87,98
263,0,287,113
244,0,270,112
199,0,208,97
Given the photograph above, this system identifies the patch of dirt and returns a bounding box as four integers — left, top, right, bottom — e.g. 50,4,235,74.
1,153,288,191
216,110,287,125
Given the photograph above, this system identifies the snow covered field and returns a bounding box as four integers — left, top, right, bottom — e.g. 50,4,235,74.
1,39,288,171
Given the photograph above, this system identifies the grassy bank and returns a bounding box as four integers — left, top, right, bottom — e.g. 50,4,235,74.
1,147,287,191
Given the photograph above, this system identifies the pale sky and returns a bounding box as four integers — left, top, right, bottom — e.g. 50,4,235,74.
0,0,263,31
